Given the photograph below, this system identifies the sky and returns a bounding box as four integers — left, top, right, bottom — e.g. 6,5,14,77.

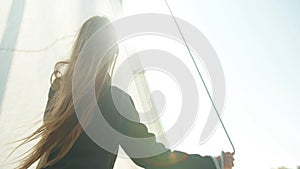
122,0,300,168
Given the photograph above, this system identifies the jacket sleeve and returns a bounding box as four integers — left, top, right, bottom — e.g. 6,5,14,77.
111,86,217,169
43,84,56,121
43,78,60,122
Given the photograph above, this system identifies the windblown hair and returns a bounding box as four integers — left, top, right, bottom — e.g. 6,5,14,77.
17,16,119,169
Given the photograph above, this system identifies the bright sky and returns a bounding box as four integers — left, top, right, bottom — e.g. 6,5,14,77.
122,0,300,168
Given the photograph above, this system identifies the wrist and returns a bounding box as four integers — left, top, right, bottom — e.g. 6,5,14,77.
216,156,222,169
211,156,221,169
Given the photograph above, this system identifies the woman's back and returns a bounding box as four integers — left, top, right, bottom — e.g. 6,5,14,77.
43,82,216,169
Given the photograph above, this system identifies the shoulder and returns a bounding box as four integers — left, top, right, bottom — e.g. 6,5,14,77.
101,85,137,112
101,86,132,104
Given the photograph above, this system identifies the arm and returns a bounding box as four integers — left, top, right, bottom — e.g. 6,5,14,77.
43,84,55,121
111,86,217,169
43,78,60,122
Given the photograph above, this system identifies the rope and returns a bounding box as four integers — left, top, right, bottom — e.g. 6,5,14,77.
163,0,235,154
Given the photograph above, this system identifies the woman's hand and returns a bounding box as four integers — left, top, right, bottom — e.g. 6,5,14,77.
216,152,234,169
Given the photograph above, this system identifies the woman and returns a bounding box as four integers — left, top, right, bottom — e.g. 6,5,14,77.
17,16,234,169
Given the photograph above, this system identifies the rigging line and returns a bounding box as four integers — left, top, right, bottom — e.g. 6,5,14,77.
163,0,235,154
0,34,74,53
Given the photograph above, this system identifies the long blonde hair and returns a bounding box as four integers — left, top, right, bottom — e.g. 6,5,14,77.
17,16,119,169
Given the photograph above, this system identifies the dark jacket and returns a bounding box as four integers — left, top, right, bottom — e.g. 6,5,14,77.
42,81,216,169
